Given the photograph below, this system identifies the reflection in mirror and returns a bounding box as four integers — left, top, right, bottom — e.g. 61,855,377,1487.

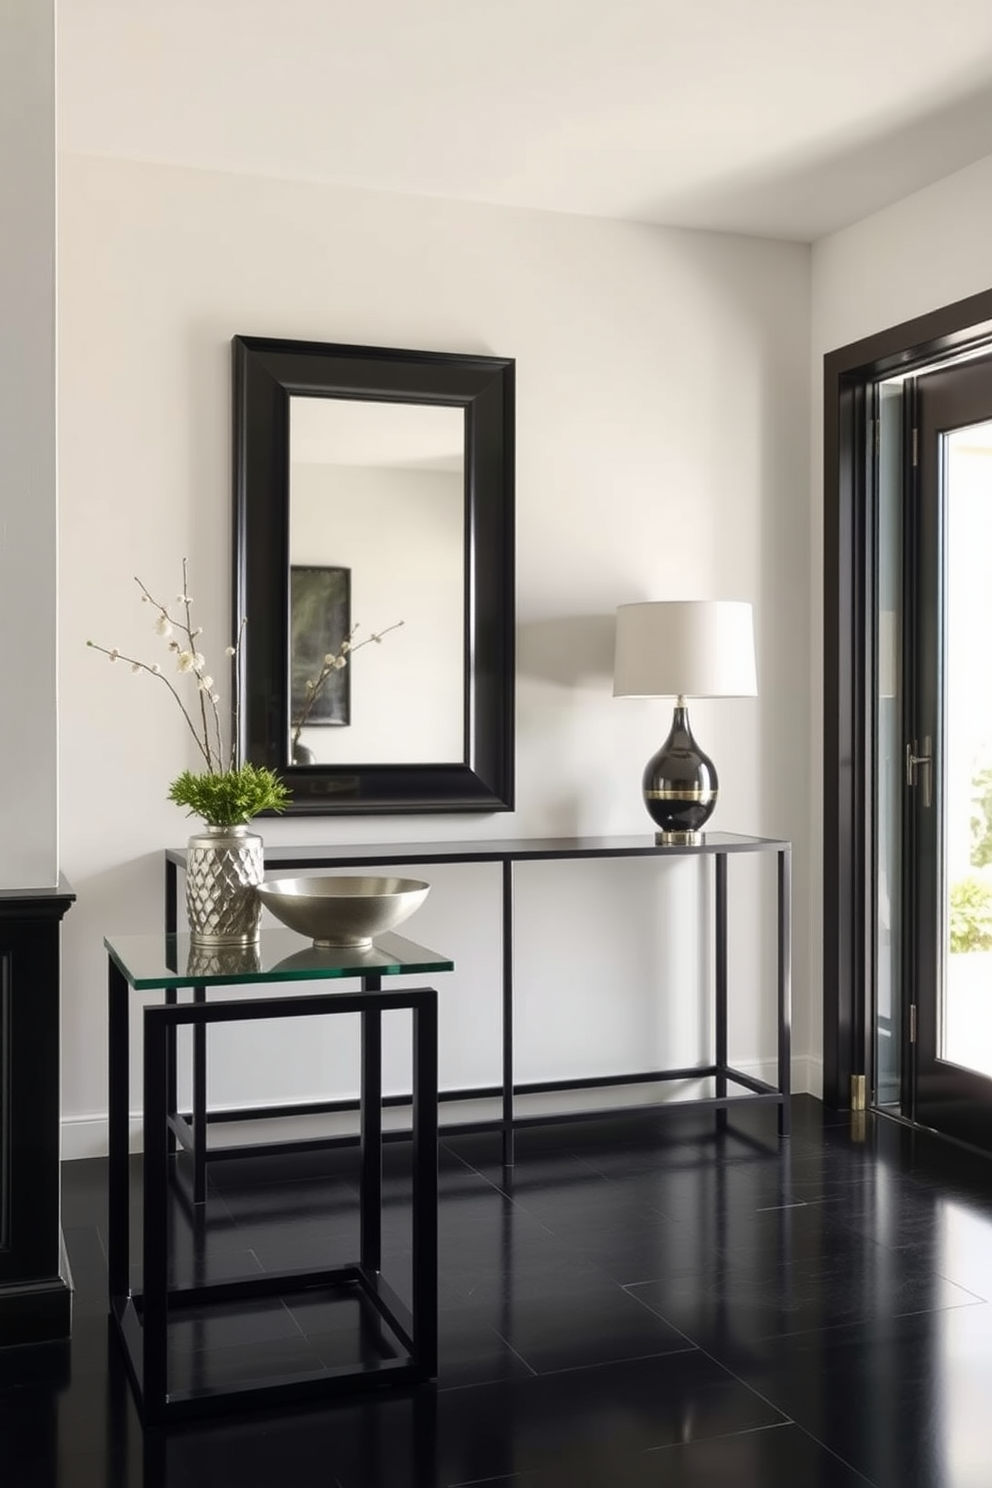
289,397,465,766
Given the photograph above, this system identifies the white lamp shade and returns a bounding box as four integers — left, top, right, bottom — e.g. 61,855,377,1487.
613,600,757,698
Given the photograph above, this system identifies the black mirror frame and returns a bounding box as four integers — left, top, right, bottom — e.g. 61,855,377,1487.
233,335,515,815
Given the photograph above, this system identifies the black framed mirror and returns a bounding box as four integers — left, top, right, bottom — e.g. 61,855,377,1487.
233,335,515,814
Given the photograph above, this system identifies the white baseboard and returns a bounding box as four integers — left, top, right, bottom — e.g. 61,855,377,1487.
796,1054,823,1099
62,1113,145,1162
60,1055,823,1162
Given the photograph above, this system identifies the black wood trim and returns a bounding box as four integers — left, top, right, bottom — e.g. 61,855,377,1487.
823,287,992,1109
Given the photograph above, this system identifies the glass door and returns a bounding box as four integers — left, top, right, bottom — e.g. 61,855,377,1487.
910,356,992,1149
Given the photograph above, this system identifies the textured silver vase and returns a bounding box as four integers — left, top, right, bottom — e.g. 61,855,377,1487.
185,825,263,946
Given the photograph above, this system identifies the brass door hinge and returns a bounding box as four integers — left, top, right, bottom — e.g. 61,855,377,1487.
850,1074,867,1111
910,1004,917,1044
912,425,919,466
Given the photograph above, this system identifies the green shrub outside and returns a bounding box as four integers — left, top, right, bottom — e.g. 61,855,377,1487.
950,875,992,953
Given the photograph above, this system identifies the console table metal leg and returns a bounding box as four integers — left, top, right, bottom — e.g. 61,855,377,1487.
192,986,207,1203
143,1008,171,1418
107,962,130,1300
165,989,178,1155
715,853,728,1131
360,978,383,1272
165,859,178,938
778,846,792,1137
412,993,439,1375
501,859,514,1167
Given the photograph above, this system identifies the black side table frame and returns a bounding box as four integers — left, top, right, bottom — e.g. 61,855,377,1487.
166,833,792,1167
107,958,439,1425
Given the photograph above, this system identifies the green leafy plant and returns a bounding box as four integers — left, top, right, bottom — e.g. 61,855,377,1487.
949,875,992,954
971,764,992,868
168,762,288,827
87,559,290,827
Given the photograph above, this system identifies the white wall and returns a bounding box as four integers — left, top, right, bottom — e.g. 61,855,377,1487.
0,0,58,889
57,154,812,1154
808,151,992,1078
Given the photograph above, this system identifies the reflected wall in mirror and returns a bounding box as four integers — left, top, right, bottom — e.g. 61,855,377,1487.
233,336,515,815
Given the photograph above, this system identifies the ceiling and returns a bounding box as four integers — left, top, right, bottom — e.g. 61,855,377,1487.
58,0,992,241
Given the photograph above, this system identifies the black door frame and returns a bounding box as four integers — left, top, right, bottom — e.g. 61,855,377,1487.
823,286,992,1109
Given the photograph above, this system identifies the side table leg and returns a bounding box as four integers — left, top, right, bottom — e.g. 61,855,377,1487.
192,985,206,1203
412,991,439,1376
143,1007,171,1419
715,853,728,1132
360,978,383,1273
107,960,130,1301
778,847,793,1137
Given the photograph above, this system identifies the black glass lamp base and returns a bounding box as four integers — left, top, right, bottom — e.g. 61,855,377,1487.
642,703,718,842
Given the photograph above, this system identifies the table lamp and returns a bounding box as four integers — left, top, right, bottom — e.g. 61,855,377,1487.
613,600,757,843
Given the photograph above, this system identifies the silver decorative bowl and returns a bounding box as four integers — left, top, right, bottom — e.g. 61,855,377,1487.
257,875,430,949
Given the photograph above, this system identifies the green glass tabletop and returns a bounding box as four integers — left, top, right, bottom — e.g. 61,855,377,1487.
104,929,455,991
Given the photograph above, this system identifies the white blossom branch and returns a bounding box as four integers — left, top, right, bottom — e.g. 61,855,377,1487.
290,619,404,751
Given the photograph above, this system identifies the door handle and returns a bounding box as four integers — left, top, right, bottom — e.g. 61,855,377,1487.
906,737,933,808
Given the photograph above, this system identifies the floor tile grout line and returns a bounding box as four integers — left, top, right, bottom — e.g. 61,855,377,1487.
645,1319,880,1486
644,1419,880,1485
644,1417,794,1455
439,1342,701,1394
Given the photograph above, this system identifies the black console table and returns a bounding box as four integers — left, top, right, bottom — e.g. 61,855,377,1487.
0,878,76,1346
166,833,791,1167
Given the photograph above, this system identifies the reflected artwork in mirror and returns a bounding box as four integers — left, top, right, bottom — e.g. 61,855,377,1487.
233,336,515,814
290,564,351,742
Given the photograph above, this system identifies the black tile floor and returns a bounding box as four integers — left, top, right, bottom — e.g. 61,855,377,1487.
5,1095,992,1485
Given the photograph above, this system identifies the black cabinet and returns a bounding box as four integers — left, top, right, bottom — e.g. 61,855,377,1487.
0,879,75,1346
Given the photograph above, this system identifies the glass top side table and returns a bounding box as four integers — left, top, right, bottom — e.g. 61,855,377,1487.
105,928,453,1424
106,927,454,988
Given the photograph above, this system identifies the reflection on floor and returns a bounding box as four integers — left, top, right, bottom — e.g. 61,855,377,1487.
3,1096,992,1486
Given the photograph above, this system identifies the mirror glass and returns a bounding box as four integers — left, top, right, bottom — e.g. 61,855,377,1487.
289,397,465,765
233,335,515,815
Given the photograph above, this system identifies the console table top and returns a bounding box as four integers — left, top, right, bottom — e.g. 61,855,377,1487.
166,831,789,870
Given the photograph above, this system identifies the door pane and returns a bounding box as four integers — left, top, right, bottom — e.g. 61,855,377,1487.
944,420,992,1078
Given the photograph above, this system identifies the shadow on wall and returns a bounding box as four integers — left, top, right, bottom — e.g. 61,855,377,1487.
640,75,992,239
516,614,615,688
514,614,634,836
